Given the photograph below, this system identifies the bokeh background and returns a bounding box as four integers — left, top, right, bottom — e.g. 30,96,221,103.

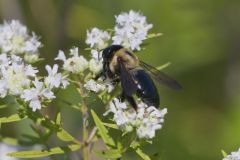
1,0,240,160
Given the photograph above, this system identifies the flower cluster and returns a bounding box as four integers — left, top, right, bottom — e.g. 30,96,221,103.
55,47,113,93
0,54,68,111
85,10,152,52
55,47,88,74
105,98,167,139
86,28,111,50
0,20,41,62
223,148,240,160
113,10,153,50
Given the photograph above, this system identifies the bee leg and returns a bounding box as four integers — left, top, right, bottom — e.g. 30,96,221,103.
94,71,107,81
94,71,103,80
118,91,126,102
125,95,138,110
111,78,120,85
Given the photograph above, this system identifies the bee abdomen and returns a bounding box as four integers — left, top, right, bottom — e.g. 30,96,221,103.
134,69,160,107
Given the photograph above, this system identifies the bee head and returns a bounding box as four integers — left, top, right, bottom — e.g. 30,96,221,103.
102,45,123,61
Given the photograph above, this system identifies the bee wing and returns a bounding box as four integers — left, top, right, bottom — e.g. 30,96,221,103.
118,58,138,96
139,60,182,90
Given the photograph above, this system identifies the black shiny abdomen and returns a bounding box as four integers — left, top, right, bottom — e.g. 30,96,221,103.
134,69,160,107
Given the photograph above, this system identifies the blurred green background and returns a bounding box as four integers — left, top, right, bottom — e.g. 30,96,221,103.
1,0,240,159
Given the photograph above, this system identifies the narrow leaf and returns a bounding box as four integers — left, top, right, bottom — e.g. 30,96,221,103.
1,137,18,145
56,113,61,125
103,122,118,129
156,62,171,70
94,149,122,159
57,128,75,142
56,113,81,144
91,110,115,147
0,114,25,123
147,33,163,39
135,148,151,160
0,104,7,109
8,144,81,158
221,150,228,158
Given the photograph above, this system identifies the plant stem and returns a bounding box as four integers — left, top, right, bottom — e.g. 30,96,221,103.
77,79,89,160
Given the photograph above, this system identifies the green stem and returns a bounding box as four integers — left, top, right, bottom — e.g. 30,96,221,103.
77,79,89,160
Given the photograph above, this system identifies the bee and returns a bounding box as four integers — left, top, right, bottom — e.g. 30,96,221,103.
96,45,182,109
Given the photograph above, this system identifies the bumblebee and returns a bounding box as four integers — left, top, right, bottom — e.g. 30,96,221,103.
97,45,182,109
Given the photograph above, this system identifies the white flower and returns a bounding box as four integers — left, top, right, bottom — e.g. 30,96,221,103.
86,28,110,50
0,20,41,56
64,56,88,74
223,148,240,160
24,32,41,54
25,64,38,77
55,50,67,62
105,98,167,139
112,10,153,51
90,49,102,60
0,143,19,160
55,48,89,74
21,79,55,111
89,59,103,74
0,79,8,97
0,54,9,67
0,58,38,96
89,50,103,74
44,64,69,89
84,77,115,93
84,79,105,92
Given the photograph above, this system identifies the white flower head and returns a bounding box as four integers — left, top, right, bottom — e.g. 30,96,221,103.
44,64,69,89
90,49,102,61
56,48,88,74
0,79,8,98
89,58,103,74
0,53,9,67
0,56,38,96
105,98,167,139
86,28,111,50
112,10,153,51
55,50,67,62
0,143,19,160
84,77,115,94
84,79,105,93
223,148,240,160
0,20,41,56
21,79,55,111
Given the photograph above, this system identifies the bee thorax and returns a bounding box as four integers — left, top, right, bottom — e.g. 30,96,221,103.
109,54,138,73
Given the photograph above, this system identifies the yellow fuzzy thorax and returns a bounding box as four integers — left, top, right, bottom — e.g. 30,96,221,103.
109,48,139,73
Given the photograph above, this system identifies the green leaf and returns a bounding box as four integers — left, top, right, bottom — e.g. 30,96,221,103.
147,33,163,39
1,137,18,145
0,104,8,109
57,128,75,142
103,122,119,129
56,113,61,125
156,62,171,70
94,149,122,159
91,110,115,147
135,148,151,160
0,114,25,123
221,149,228,158
8,144,81,158
56,113,81,144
